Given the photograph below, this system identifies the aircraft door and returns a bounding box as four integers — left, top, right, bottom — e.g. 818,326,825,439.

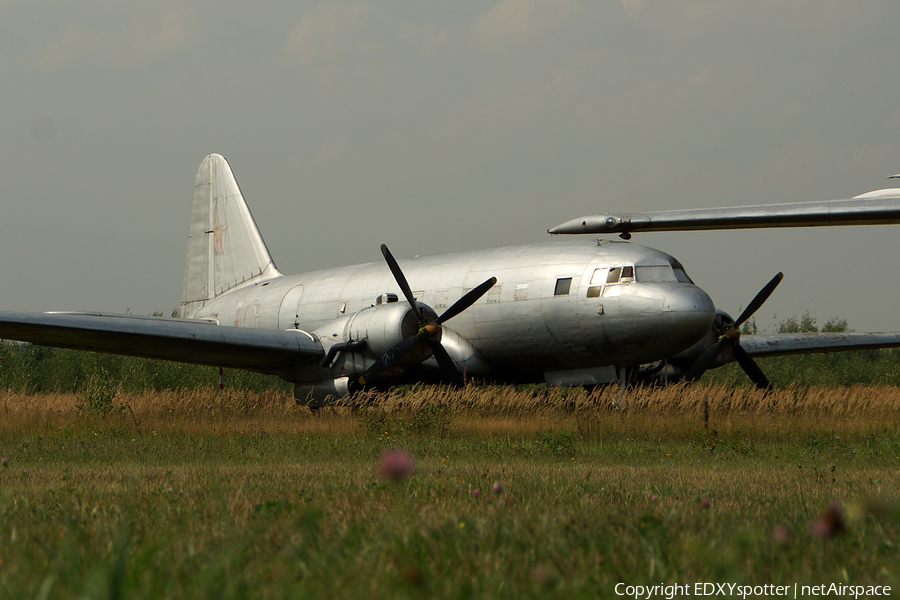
541,267,589,361
278,285,305,330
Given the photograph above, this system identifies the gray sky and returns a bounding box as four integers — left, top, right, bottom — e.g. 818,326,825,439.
2,1,899,333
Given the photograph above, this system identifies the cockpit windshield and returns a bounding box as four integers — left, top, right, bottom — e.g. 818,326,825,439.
587,262,694,297
672,261,693,284
633,264,693,283
635,265,677,282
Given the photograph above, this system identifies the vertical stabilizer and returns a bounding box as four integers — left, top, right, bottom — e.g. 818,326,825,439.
181,154,281,318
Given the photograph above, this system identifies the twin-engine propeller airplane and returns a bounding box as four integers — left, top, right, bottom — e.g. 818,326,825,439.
4,154,900,408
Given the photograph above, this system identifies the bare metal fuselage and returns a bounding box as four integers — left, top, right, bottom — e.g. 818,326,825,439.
192,239,715,386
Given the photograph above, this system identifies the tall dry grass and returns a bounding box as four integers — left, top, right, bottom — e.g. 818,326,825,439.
1,383,898,438
351,383,900,437
360,382,900,417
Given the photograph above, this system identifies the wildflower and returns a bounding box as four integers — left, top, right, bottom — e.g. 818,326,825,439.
380,449,414,481
0,456,8,467
810,502,845,538
650,494,658,502
531,565,554,586
472,489,480,497
491,481,503,495
772,525,791,544
699,497,711,509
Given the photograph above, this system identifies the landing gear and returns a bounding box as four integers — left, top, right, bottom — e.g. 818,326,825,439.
611,366,635,410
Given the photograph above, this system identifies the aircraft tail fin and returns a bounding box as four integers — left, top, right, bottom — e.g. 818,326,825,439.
181,154,281,318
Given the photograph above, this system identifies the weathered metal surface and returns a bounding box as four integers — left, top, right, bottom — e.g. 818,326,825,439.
189,237,716,380
182,154,281,319
548,193,900,235
740,332,900,361
0,311,322,373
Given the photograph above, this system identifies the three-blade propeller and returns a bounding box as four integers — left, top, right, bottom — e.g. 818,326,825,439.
684,272,784,389
359,245,496,388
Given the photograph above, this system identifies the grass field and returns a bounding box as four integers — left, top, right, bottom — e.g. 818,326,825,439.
0,385,898,599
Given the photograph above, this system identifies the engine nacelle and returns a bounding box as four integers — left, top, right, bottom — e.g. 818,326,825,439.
313,301,439,379
358,302,433,355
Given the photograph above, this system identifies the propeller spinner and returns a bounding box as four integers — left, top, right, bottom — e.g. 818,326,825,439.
684,272,784,389
359,245,496,388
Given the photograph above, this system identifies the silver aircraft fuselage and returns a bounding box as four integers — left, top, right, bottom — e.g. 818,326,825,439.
192,238,715,385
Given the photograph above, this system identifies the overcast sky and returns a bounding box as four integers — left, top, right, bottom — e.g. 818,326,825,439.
2,1,899,332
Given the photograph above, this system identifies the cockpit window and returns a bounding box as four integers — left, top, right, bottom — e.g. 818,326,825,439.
672,262,693,284
604,266,635,285
590,268,608,285
673,268,692,283
635,265,677,282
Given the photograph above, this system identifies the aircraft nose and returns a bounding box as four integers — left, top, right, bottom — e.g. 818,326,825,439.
662,286,716,338
662,286,715,315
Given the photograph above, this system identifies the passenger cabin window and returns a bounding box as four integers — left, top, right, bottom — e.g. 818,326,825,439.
554,278,572,296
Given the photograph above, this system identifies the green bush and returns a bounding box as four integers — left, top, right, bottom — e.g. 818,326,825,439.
0,342,291,394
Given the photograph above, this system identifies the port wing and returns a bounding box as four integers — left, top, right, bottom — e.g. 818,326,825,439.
0,311,323,373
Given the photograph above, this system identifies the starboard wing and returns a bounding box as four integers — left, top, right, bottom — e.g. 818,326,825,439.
739,332,900,359
0,311,323,373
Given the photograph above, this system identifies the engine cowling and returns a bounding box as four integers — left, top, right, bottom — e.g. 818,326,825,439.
348,302,436,356
313,301,439,378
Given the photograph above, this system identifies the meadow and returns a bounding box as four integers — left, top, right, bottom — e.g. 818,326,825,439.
0,384,898,599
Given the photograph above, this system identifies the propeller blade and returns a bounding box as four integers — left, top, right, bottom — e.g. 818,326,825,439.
380,244,423,321
684,341,724,382
431,342,464,388
732,345,771,389
438,277,497,324
363,245,494,390
684,273,782,388
359,334,425,385
735,272,783,328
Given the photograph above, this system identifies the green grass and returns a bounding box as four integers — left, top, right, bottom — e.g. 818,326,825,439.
0,387,898,599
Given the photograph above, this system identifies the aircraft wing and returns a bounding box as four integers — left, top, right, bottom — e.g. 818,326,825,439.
0,311,323,373
548,193,900,235
739,332,900,359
